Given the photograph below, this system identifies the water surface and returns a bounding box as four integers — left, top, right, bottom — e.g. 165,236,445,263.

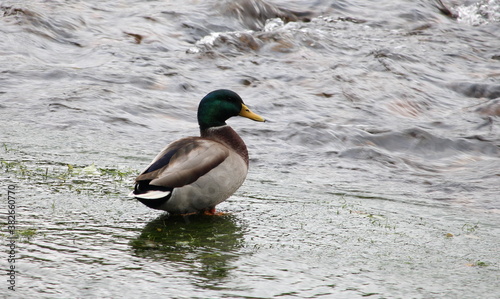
1,0,499,298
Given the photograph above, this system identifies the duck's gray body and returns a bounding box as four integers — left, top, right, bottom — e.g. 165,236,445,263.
129,126,248,214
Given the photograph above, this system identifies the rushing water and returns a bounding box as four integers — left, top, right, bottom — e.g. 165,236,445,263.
1,0,499,298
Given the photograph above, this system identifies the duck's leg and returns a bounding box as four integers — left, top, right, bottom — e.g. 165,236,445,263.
203,207,226,216
179,211,199,216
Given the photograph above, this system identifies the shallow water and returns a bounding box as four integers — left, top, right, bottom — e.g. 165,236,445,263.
1,0,499,298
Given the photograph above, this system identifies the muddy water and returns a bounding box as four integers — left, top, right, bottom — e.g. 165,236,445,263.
1,0,499,298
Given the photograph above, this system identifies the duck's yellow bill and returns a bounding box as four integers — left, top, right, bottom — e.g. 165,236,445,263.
239,104,265,122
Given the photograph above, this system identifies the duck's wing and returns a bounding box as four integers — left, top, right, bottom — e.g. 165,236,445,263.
135,138,230,188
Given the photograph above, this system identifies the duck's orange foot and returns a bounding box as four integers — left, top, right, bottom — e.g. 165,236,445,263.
203,208,226,216
179,211,200,216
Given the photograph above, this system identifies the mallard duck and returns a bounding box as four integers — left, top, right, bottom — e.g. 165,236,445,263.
129,89,265,215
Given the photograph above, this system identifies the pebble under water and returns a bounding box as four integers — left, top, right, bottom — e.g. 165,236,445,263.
1,0,499,298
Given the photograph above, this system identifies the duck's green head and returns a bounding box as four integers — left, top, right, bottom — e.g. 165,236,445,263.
197,89,265,130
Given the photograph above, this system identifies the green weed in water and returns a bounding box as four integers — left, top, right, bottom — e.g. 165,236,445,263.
467,260,489,267
1,154,137,196
17,228,37,238
462,222,479,233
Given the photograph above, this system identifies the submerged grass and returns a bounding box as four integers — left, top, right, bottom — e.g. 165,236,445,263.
0,228,40,242
1,143,138,196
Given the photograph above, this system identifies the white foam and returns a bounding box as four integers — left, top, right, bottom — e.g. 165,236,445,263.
456,0,500,26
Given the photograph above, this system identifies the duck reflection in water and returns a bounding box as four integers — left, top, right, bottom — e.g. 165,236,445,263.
130,213,245,285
